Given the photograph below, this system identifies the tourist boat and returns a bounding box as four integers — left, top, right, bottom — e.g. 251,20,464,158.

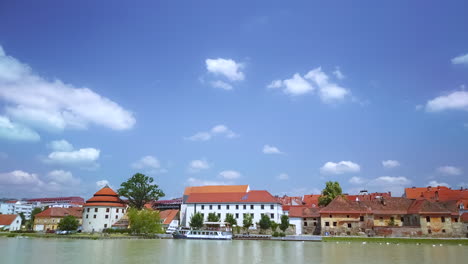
172,229,232,240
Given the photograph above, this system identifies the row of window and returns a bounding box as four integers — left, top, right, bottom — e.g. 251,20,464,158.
200,204,275,210
86,208,125,213
425,216,457,223
199,212,275,220
85,214,119,219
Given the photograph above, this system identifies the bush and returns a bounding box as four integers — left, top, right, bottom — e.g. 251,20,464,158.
10,230,36,233
279,232,286,237
7,234,16,237
272,231,280,237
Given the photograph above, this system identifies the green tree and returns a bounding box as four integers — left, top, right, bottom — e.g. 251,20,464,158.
224,213,237,230
57,215,79,231
279,215,289,233
270,221,278,232
243,214,253,233
318,181,343,207
27,207,45,230
259,214,271,233
118,173,165,210
207,212,220,222
127,208,163,235
189,212,204,229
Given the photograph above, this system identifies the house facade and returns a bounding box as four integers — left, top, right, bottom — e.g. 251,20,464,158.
34,207,83,231
288,206,320,235
0,214,22,231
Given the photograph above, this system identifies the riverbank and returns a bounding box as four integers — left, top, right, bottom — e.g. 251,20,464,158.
322,236,468,245
0,232,157,240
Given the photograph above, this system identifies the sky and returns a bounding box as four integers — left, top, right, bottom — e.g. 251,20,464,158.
0,0,467,200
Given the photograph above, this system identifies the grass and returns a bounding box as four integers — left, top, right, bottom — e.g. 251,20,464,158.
322,236,468,245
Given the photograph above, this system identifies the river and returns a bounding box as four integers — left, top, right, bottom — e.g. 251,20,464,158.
1,238,466,264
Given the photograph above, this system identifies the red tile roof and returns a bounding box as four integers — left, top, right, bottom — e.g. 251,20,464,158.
289,206,320,218
0,214,19,225
35,207,83,218
320,196,372,214
185,190,279,204
183,185,249,196
303,195,320,206
26,196,84,203
405,186,468,201
360,198,414,215
84,186,126,207
276,196,304,206
407,200,452,215
159,209,179,225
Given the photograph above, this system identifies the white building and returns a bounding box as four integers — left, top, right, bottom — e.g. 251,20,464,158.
82,186,127,232
0,201,34,220
0,214,22,231
0,202,15,215
183,188,282,229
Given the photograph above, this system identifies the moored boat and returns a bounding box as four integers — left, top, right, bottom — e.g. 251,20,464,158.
172,229,232,240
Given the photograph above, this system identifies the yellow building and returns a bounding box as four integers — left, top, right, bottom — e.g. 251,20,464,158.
34,207,83,232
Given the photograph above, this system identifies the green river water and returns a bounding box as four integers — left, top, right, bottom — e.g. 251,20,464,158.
1,238,466,264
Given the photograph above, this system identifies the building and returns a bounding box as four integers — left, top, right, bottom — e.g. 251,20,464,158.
33,207,83,232
182,187,282,229
159,209,179,230
288,206,320,235
0,201,15,215
152,198,182,211
404,186,468,201
26,196,84,208
0,214,22,231
82,186,127,233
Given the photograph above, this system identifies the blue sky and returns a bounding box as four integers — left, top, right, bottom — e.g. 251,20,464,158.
0,0,467,199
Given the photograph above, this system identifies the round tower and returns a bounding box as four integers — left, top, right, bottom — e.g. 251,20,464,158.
82,185,126,232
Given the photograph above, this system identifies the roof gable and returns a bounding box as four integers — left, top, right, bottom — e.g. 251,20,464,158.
0,214,19,225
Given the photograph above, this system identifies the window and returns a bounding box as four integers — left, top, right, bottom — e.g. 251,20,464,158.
86,214,89,219
243,205,246,210
105,215,109,219
106,208,110,213
347,223,352,228
250,205,254,209
201,205,204,210
95,208,98,212
453,218,458,223
250,213,254,218
442,229,446,233
347,215,349,218
304,222,308,226
218,213,221,218
313,222,317,226
313,218,317,221
201,213,204,218
271,214,274,219
116,209,119,213
261,205,264,210
115,215,118,219
270,205,274,209
235,213,239,219
428,229,432,234
379,217,383,222
360,216,364,221
400,217,404,222
218,205,221,210
87,208,90,212
441,217,445,223
325,222,330,226
329,214,332,218
93,215,96,219
426,216,430,222
209,205,213,210
122,209,125,213
303,218,307,221
227,205,230,210
104,224,107,228
333,222,337,227
236,205,239,210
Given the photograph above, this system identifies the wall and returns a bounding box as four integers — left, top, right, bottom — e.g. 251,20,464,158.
82,206,126,232
290,217,302,235
321,213,373,235
420,215,455,236
34,217,83,231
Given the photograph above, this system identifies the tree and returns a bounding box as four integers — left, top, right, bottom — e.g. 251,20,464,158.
18,212,26,226
224,213,237,230
270,221,278,232
57,215,79,231
318,181,343,207
207,212,220,222
189,212,204,229
279,215,289,233
118,173,165,210
259,214,271,233
243,214,253,233
127,208,163,235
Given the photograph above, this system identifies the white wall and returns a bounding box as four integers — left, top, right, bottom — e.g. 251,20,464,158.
290,217,302,235
183,203,282,228
82,206,126,232
0,215,22,231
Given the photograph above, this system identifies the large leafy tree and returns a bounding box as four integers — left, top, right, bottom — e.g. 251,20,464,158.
279,215,289,233
224,213,237,229
127,208,163,235
118,173,165,210
243,214,253,232
57,215,79,231
258,214,271,233
189,212,204,229
318,181,343,207
207,212,220,222
270,221,278,232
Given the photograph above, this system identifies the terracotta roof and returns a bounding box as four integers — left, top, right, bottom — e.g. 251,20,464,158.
159,209,179,225
26,196,84,203
94,186,119,196
360,197,414,215
289,206,320,218
462,213,468,223
183,185,249,196
84,186,126,207
154,198,183,205
303,195,320,206
407,200,452,215
5,200,18,204
320,196,371,214
185,190,279,204
346,192,392,202
405,186,468,201
0,214,19,225
276,195,304,206
35,207,83,218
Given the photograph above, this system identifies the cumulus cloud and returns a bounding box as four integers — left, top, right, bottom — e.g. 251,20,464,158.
382,160,400,169
210,80,233,90
188,159,211,173
367,176,411,196
437,166,462,176
206,58,245,81
0,170,43,185
320,161,361,174
262,144,283,154
0,45,135,132
349,176,365,185
425,90,468,112
185,124,238,141
268,67,350,102
46,148,100,167
277,173,289,180
47,139,74,152
0,115,40,142
451,53,468,65
131,155,167,174
427,180,450,188
333,67,345,80
219,170,241,180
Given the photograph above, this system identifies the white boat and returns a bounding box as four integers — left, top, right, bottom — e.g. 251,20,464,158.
172,229,232,240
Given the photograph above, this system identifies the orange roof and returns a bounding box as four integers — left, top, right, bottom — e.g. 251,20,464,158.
35,207,83,218
84,186,126,207
144,202,154,210
405,186,468,201
94,186,119,196
276,195,304,206
289,206,320,218
0,214,19,225
159,209,179,225
303,195,320,206
183,185,249,196
186,190,279,204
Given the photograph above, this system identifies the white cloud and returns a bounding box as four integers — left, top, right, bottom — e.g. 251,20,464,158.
0,45,135,132
277,173,289,180
305,67,349,102
219,170,241,180
47,148,100,164
382,160,400,169
186,177,230,186
333,67,345,80
47,170,74,183
283,73,314,95
96,180,110,189
210,80,233,90
451,53,468,65
0,170,43,185
206,58,245,81
47,139,74,152
188,159,211,173
0,115,40,142
427,180,450,188
437,166,462,176
267,80,283,89
425,90,468,112
320,161,361,174
367,176,411,196
186,124,238,141
349,176,365,185
262,144,283,154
